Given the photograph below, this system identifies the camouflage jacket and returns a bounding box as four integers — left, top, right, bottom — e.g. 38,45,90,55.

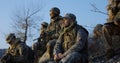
5,39,33,63
54,22,88,56
46,16,62,40
39,27,48,44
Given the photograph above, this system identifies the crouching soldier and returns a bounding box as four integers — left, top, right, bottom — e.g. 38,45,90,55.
1,33,34,63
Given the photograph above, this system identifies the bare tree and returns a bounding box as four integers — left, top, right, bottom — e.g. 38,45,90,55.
90,3,108,15
11,0,44,43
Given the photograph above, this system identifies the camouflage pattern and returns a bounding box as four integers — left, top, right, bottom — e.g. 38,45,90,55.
46,7,62,40
32,22,48,63
39,7,62,63
6,33,15,44
54,13,89,63
46,15,62,40
1,38,34,63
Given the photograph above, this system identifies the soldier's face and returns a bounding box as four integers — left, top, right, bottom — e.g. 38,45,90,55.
63,18,71,27
50,10,55,18
41,25,44,28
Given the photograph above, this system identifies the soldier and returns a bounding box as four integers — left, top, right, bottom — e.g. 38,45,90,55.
32,22,48,63
39,7,62,63
1,33,34,63
102,0,120,61
53,13,89,63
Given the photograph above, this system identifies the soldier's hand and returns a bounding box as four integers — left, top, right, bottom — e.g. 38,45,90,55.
58,53,64,59
54,54,59,61
54,53,64,61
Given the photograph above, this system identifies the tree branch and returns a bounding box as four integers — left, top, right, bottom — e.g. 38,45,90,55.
23,18,28,43
90,3,108,15
27,9,41,19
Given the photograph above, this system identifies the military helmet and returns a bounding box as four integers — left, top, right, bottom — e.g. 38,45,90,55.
63,13,76,20
41,22,48,27
50,7,60,15
6,33,16,43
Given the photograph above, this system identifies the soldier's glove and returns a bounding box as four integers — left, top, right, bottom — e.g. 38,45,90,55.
106,48,115,59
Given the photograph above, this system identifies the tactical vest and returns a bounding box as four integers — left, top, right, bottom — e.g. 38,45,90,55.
63,28,76,51
47,16,62,40
8,46,20,56
62,25,88,52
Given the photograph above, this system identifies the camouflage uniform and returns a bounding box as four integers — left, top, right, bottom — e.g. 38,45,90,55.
32,22,48,63
54,13,88,63
39,7,62,63
1,33,34,63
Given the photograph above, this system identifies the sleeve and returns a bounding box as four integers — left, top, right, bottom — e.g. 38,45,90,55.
63,29,88,56
53,33,64,55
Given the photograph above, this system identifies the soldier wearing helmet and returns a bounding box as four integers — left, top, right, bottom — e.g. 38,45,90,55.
39,7,63,63
32,22,49,63
1,33,34,63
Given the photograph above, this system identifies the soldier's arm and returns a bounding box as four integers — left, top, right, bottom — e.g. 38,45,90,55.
63,29,88,56
54,33,64,55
